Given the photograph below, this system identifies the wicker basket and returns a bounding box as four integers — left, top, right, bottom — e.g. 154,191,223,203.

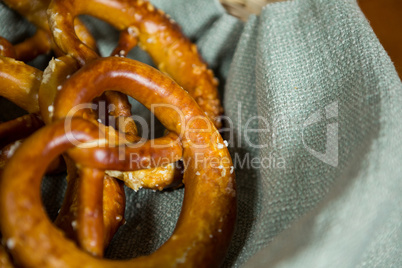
220,0,286,20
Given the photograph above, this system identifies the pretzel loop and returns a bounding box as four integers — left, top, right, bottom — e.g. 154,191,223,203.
0,57,236,267
49,0,223,128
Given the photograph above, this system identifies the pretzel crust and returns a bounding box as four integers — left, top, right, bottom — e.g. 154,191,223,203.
2,0,97,58
0,57,236,267
0,114,43,148
0,37,16,58
49,0,223,128
0,56,42,113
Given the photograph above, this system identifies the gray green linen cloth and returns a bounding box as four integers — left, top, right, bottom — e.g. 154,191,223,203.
0,0,401,267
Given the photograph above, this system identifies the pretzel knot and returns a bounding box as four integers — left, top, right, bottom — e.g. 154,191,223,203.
0,57,236,267
48,0,223,128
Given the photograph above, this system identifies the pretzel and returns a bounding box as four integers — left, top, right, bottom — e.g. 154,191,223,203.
48,0,223,128
39,55,181,255
0,30,51,62
2,0,231,261
47,0,225,189
40,40,184,254
0,57,236,267
0,37,16,58
48,0,223,194
2,0,97,61
55,165,123,257
101,91,184,190
0,57,68,175
0,46,132,256
0,52,122,255
0,56,42,113
35,55,128,255
0,17,128,256
90,89,184,191
0,114,43,148
28,50,172,255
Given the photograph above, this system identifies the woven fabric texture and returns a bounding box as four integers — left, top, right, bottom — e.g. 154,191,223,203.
0,0,401,267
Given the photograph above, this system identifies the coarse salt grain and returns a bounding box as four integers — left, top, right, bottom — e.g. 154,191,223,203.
6,238,15,249
7,141,21,158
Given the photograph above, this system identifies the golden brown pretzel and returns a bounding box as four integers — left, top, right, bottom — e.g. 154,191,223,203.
0,53,125,256
38,55,178,255
37,55,128,256
2,0,97,60
110,27,139,58
12,29,52,62
55,157,127,257
0,31,51,62
39,56,80,124
0,57,236,267
41,52,182,255
0,56,42,113
0,57,66,175
0,29,124,256
101,91,138,143
0,37,16,58
47,0,222,195
100,89,183,191
0,114,43,148
48,0,225,195
37,54,179,255
48,0,223,128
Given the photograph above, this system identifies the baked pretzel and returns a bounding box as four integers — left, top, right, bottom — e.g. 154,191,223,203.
0,19,127,256
55,165,117,257
47,0,225,188
0,46,131,256
48,0,223,128
0,57,236,267
0,114,43,148
101,91,184,190
39,55,181,255
0,30,51,62
0,52,122,255
0,56,42,113
35,54,128,256
2,0,97,61
35,51,179,255
48,0,223,193
0,57,67,175
0,37,16,58
40,12,194,252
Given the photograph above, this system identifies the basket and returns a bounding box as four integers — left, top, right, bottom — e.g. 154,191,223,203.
220,0,286,20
